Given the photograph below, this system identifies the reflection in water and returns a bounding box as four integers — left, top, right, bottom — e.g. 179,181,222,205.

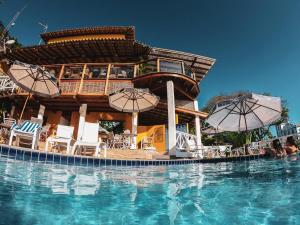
0,156,299,225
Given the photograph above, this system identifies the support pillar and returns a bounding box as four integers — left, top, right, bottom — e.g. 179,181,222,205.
167,80,176,156
77,104,87,140
194,100,202,147
9,105,15,118
37,105,45,123
131,112,138,149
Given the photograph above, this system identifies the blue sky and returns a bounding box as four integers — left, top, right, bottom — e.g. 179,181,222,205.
1,0,299,123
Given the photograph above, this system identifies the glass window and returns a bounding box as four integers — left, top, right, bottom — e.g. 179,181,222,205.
86,65,108,79
137,60,157,76
44,66,61,78
160,60,183,74
109,65,134,79
62,65,83,79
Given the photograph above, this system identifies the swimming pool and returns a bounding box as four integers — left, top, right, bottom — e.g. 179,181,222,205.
0,155,299,224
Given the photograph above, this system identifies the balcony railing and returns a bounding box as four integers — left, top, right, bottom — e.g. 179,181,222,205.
136,58,196,79
12,58,196,96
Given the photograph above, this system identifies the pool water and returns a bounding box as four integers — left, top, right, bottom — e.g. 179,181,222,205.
0,156,299,225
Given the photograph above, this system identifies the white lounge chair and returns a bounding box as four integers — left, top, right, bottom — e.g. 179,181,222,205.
72,122,104,157
176,135,203,158
45,125,74,153
9,120,41,149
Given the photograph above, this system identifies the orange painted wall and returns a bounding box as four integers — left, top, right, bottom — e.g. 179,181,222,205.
44,110,62,135
137,125,166,153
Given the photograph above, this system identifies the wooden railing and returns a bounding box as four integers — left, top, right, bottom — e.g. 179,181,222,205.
60,79,80,94
11,58,197,96
59,79,132,95
107,80,133,94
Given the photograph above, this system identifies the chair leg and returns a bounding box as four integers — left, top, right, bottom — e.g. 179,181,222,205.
104,146,107,158
71,144,77,155
32,135,36,150
95,145,100,157
45,140,49,152
67,141,71,154
9,131,14,146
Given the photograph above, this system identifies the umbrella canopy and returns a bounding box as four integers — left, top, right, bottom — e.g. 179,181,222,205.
206,93,282,132
8,61,60,98
109,88,159,113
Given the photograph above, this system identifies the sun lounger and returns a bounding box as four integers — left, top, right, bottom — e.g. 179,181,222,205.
72,122,105,156
9,120,41,149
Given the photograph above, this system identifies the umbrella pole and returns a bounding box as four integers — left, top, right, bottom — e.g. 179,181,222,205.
19,93,31,121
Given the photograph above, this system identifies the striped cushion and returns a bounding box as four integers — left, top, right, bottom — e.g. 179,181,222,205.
15,121,41,133
10,122,18,130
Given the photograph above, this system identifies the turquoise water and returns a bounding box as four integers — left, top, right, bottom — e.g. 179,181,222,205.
0,156,299,225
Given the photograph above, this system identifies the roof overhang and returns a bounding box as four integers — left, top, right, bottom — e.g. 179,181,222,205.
41,26,136,42
150,47,215,82
1,39,150,65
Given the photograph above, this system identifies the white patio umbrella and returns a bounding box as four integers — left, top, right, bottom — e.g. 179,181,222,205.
206,93,282,132
8,61,60,120
109,88,159,113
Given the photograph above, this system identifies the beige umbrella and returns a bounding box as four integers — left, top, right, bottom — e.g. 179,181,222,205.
109,88,159,113
8,61,60,120
206,93,282,132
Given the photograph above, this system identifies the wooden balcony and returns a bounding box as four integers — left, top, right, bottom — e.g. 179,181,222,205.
12,57,200,100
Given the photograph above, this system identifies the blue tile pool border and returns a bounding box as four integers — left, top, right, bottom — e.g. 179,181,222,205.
0,144,264,167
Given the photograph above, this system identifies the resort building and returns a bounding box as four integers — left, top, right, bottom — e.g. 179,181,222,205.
0,26,215,156
276,121,300,137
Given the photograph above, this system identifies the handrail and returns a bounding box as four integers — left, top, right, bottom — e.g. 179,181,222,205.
41,57,197,82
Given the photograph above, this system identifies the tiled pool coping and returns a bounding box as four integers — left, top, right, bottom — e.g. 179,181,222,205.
0,144,263,167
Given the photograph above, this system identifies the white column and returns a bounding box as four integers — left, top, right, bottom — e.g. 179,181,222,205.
194,100,202,146
9,105,15,118
37,105,45,122
77,104,87,140
131,112,138,149
167,80,176,156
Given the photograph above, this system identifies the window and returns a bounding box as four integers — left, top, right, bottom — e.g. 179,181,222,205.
62,65,83,79
109,65,134,79
86,65,108,79
44,66,61,78
160,60,183,74
99,121,124,134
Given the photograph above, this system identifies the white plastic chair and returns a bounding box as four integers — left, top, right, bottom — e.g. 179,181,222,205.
45,125,74,153
72,122,105,156
141,136,156,151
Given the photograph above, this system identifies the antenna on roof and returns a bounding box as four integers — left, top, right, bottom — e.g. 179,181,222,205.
0,3,28,53
38,22,48,45
0,3,28,42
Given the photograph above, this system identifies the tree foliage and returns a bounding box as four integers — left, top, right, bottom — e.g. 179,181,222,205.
0,20,22,49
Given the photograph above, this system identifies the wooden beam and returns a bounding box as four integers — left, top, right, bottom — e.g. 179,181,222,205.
104,64,111,95
78,64,87,94
174,85,194,101
58,64,65,84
